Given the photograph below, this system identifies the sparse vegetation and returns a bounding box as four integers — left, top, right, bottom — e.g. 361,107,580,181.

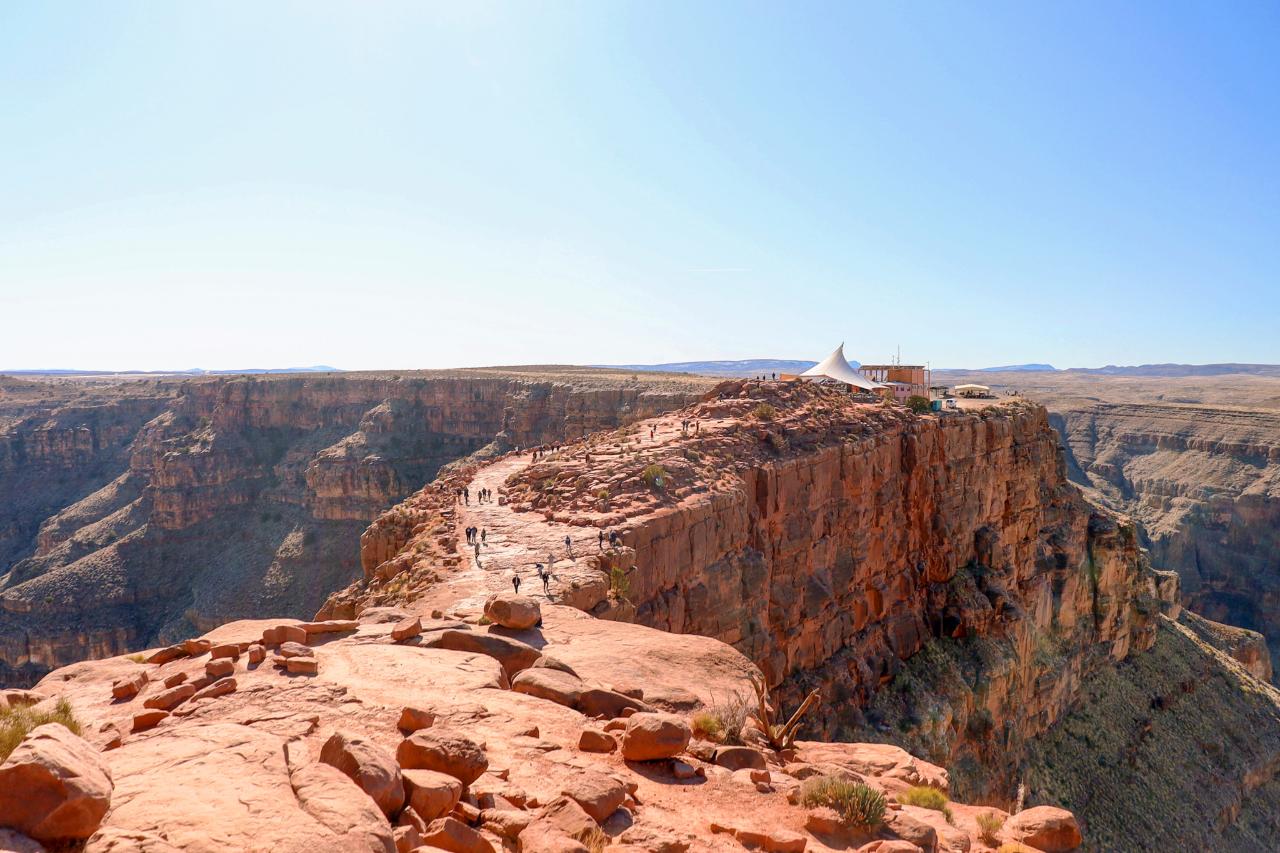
976,811,1005,843
574,825,608,853
748,672,820,750
692,693,749,744
608,565,630,601
906,395,932,414
126,652,148,663
0,697,81,762
898,785,954,823
641,463,667,490
751,402,777,421
799,775,886,828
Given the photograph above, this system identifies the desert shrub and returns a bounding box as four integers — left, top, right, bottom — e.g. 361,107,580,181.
976,811,1005,843
641,464,667,490
799,775,886,828
126,653,148,663
906,395,932,414
751,403,777,421
609,565,630,601
0,698,81,762
574,825,608,853
898,785,953,823
692,694,749,744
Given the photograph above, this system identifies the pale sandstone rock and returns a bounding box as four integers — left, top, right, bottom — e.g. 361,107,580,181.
111,673,147,701
247,644,265,664
289,762,397,853
621,712,691,761
0,724,112,842
713,744,767,771
319,730,406,816
419,816,494,853
130,710,168,732
1003,806,1082,852
189,678,236,703
279,641,314,658
421,630,540,680
482,593,541,630
401,769,462,821
560,770,625,822
143,684,194,711
394,824,421,853
576,687,649,719
287,657,319,675
204,659,234,679
512,668,585,708
397,729,488,785
208,643,239,660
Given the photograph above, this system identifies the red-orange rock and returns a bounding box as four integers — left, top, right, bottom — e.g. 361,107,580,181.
1003,806,1083,852
401,768,462,821
111,672,147,700
398,706,436,732
143,683,195,711
419,816,494,853
482,593,541,630
577,727,616,753
0,724,113,842
396,729,488,786
560,770,625,822
131,709,169,732
319,730,406,817
621,712,690,761
391,617,422,642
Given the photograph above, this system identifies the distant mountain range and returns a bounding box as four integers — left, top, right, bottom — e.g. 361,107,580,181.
975,363,1057,372
1,366,341,376
599,359,823,377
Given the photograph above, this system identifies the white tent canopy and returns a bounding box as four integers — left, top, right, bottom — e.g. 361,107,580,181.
798,344,885,391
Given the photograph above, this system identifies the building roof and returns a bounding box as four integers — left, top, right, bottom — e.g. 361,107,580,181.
798,344,885,390
954,383,990,392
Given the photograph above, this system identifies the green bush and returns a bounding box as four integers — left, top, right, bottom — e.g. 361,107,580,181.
609,565,630,601
751,403,777,421
976,811,1005,843
898,785,954,823
906,395,932,414
799,776,887,828
641,464,667,490
692,694,749,744
0,698,81,762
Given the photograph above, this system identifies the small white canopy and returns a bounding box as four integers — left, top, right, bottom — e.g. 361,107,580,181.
954,383,990,392
799,344,885,391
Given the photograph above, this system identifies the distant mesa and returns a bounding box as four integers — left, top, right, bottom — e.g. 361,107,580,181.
596,359,824,377
1064,363,1280,377
977,363,1057,372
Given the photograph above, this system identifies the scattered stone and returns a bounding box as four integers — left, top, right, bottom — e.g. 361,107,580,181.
480,807,532,840
111,672,147,701
710,819,807,853
422,630,541,680
577,687,651,719
482,593,541,629
402,769,462,821
0,724,113,842
247,644,266,664
319,730,406,817
393,823,421,853
1003,806,1083,852
391,617,422,642
512,668,585,708
304,619,358,635
146,645,186,665
279,641,314,658
420,815,495,853
131,709,169,732
603,719,627,733
181,639,211,657
714,744,767,771
577,727,616,753
398,706,437,733
286,657,319,675
205,659,234,680
279,624,308,646
884,809,937,851
523,797,597,848
531,655,580,677
561,771,625,823
143,684,195,711
208,643,240,660
621,712,691,761
190,678,237,703
161,672,188,689
288,761,398,852
671,760,698,780
396,729,489,785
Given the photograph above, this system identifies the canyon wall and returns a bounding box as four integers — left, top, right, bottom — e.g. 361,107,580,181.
1051,402,1280,676
0,370,709,686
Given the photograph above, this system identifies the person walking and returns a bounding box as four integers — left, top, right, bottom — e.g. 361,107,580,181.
473,541,481,561
598,529,605,550
564,535,572,557
481,528,487,544
542,570,551,597
464,487,470,506
512,572,521,594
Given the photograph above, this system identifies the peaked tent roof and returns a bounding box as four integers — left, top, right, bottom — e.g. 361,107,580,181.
798,344,885,390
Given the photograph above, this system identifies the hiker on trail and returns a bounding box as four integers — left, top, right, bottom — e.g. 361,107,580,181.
542,569,552,597
465,526,472,543
473,541,481,561
564,535,572,557
481,528,487,544
464,487,470,505
512,572,521,593
598,529,605,549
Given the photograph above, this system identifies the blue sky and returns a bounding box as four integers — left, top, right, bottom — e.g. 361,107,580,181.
1,1,1276,371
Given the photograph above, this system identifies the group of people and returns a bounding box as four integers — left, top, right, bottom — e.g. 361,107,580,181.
679,419,700,436
597,529,621,549
530,444,564,462
458,486,497,505
464,526,485,545
513,563,554,597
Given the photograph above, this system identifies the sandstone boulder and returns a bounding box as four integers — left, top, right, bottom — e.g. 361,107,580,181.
422,630,540,680
398,706,437,733
189,678,236,703
391,617,422,642
142,684,194,712
560,770,625,823
130,710,168,732
204,659,234,680
289,762,397,853
576,688,650,719
247,644,265,665
621,713,690,761
208,643,239,660
511,668,585,708
577,727,616,753
0,724,113,842
713,745,766,771
401,769,462,821
287,657,319,675
483,593,541,629
396,729,488,785
521,797,597,852
279,641,314,659
1003,806,1082,852
111,673,147,701
319,730,406,816
419,815,494,853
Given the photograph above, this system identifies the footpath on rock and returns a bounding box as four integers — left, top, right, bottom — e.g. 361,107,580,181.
0,383,1087,853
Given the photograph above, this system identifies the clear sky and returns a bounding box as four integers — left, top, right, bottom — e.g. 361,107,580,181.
2,1,1276,371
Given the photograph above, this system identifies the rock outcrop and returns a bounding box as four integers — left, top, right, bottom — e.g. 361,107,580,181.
0,370,710,686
